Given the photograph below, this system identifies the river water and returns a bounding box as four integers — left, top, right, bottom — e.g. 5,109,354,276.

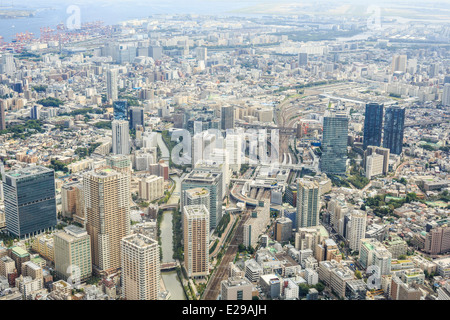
157,133,185,300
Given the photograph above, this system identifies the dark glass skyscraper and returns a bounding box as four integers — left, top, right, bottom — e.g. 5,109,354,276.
113,100,128,120
320,110,349,175
221,106,234,130
129,107,144,129
383,106,405,155
363,102,384,149
3,166,57,238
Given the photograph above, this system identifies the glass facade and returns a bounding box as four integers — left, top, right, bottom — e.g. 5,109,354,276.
321,113,349,175
363,103,384,149
129,107,144,129
383,106,405,155
181,171,222,229
3,166,57,238
113,100,128,121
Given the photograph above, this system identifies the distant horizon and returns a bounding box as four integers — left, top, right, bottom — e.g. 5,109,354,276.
1,0,450,42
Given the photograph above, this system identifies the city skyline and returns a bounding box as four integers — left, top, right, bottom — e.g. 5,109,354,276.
0,1,448,306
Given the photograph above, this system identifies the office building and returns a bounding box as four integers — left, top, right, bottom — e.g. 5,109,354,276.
221,105,234,130
181,170,222,229
383,106,405,155
54,225,92,283
321,110,348,175
260,274,281,299
365,154,384,179
149,46,163,60
106,68,119,101
3,166,57,238
221,277,253,300
196,47,207,62
275,217,293,243
363,103,384,149
0,100,5,131
182,187,210,216
391,55,407,73
243,201,270,248
363,146,390,177
113,100,128,121
129,107,144,129
345,279,367,300
297,178,320,229
183,205,210,278
121,233,160,300
0,53,15,75
245,259,263,283
443,83,450,107
84,168,130,275
330,267,354,299
112,120,130,155
298,52,308,66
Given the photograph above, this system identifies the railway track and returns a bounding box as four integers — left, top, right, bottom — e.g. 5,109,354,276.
202,213,249,300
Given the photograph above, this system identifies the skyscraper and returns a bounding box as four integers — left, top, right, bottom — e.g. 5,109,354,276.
0,53,15,75
347,210,367,253
383,106,405,155
182,187,210,215
321,110,349,175
30,105,41,120
129,107,144,129
121,233,160,300
443,83,450,107
221,106,234,130
183,205,210,279
149,46,163,60
196,47,207,62
0,99,6,131
106,68,119,101
112,120,130,155
391,55,407,73
54,225,92,283
298,52,308,66
84,168,130,275
363,103,384,149
3,166,57,238
113,100,128,121
296,178,320,229
181,170,222,229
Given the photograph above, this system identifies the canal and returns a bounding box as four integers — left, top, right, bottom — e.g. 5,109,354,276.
157,133,186,300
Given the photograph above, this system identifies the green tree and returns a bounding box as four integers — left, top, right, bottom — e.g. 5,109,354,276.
314,282,325,293
298,283,310,297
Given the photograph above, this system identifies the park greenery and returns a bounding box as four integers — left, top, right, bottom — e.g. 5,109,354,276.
74,142,101,158
37,97,64,107
0,120,44,139
48,159,69,173
93,121,112,129
214,213,230,238
365,193,420,217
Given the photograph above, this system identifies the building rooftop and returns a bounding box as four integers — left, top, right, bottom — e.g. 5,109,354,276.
5,165,53,180
11,246,29,258
122,233,158,248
